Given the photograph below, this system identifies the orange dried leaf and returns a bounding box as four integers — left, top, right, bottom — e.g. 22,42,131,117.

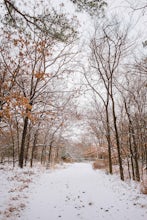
19,52,23,57
13,39,18,46
35,72,44,79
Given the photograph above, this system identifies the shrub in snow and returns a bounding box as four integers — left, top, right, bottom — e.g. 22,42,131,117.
92,159,107,170
61,153,73,163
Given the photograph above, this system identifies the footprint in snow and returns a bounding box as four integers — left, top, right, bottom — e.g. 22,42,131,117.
65,196,70,201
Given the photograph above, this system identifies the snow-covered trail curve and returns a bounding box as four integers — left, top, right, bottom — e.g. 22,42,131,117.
21,163,147,220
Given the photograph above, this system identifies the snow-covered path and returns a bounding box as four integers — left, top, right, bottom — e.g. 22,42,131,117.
21,163,147,220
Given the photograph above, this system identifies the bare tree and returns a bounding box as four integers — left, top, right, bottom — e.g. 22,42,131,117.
84,18,131,180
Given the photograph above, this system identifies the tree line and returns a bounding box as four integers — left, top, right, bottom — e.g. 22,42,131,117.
83,17,147,181
0,0,80,168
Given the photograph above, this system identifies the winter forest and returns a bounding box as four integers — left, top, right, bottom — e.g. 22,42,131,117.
0,0,147,219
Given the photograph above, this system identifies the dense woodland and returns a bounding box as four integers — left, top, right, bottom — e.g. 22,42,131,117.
0,0,147,183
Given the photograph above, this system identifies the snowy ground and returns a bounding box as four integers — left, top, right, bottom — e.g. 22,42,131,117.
0,162,147,220
0,164,42,220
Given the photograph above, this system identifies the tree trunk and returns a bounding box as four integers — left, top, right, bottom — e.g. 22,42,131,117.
145,144,147,168
128,126,135,180
12,136,15,168
130,128,140,181
19,116,29,168
47,143,53,169
10,124,15,167
41,145,47,164
25,131,31,166
30,132,38,168
127,156,131,179
111,97,124,181
16,118,20,161
105,106,113,174
124,101,140,181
